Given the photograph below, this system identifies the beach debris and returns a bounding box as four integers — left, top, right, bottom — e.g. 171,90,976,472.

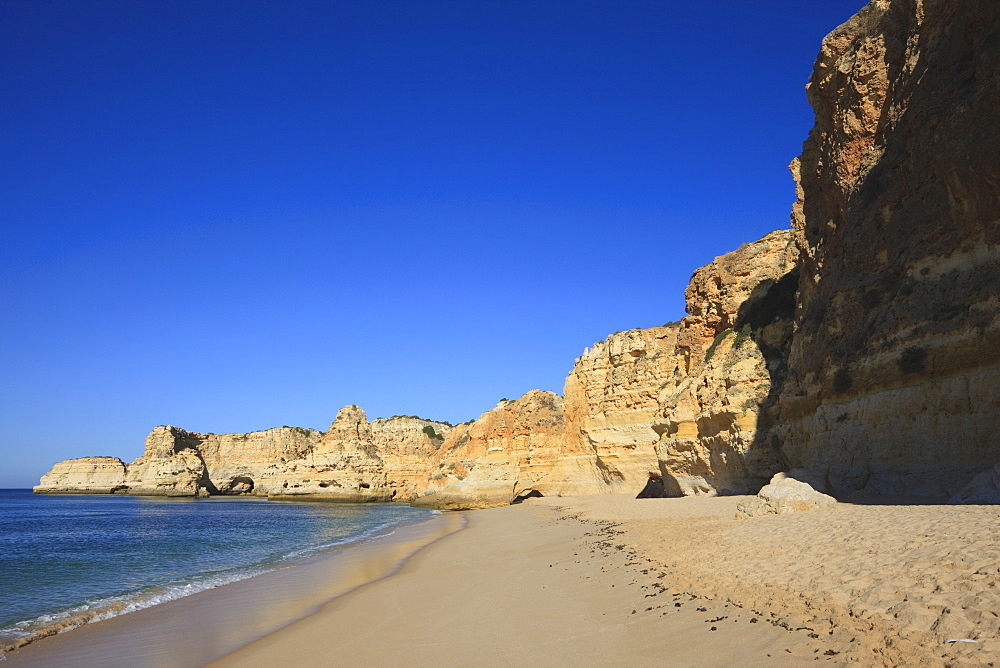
943,638,978,644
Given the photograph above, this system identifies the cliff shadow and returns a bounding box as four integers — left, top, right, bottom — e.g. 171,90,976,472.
732,266,800,487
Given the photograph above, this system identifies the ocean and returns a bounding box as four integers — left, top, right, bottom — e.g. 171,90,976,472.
0,489,436,653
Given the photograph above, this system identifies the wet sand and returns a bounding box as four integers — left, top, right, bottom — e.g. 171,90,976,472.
3,512,465,667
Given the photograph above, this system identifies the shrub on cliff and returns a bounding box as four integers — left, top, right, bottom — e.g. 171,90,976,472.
704,329,733,362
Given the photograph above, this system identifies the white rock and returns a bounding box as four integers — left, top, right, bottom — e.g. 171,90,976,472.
736,472,838,519
949,463,1000,505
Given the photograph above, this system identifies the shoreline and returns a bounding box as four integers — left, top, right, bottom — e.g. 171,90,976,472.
211,499,831,667
3,510,465,667
7,495,998,666
217,495,1000,667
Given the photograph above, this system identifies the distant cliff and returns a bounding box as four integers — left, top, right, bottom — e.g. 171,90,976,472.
35,0,999,506
35,411,452,502
34,230,795,507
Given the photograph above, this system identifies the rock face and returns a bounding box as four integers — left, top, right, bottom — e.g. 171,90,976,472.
192,426,321,495
735,472,838,519
372,416,452,498
412,325,705,509
124,424,322,497
413,391,575,509
125,446,206,497
269,406,395,502
774,0,1000,498
35,411,451,501
33,457,127,494
563,326,680,492
949,464,1000,505
653,230,799,495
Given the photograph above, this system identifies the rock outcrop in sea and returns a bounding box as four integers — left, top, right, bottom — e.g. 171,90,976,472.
34,0,1000,506
36,457,127,494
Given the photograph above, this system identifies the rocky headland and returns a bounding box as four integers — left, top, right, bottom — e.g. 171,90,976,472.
36,0,999,509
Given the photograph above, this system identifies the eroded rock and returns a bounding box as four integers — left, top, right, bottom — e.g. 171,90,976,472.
414,391,571,509
33,457,127,494
563,326,681,492
774,0,1000,498
653,230,798,496
949,464,1000,505
736,473,838,519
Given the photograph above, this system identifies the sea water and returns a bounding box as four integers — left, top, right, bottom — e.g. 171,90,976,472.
0,489,435,652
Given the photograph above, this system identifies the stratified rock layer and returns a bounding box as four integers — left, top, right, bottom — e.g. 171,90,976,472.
563,326,680,492
774,0,1000,498
653,230,799,495
414,391,574,509
269,406,409,502
372,416,451,498
35,411,452,500
33,457,127,494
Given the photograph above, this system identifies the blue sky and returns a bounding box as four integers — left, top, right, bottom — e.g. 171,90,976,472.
0,0,868,487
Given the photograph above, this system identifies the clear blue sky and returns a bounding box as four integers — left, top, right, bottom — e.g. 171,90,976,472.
1,0,868,487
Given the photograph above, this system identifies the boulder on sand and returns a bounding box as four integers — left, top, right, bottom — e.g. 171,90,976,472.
736,472,837,519
949,464,1000,505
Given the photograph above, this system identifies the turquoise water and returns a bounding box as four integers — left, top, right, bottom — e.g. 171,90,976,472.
0,489,434,651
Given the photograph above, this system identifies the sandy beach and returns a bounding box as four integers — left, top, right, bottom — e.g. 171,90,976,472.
212,500,818,667
7,495,999,667
216,496,1000,667
542,495,1000,666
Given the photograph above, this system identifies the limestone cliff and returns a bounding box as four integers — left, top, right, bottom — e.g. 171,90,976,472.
412,323,708,510
35,411,451,501
267,406,389,501
33,457,127,494
774,0,1000,498
193,426,321,495
413,391,575,509
653,230,799,495
371,416,452,498
123,424,321,497
124,446,206,497
563,326,680,491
